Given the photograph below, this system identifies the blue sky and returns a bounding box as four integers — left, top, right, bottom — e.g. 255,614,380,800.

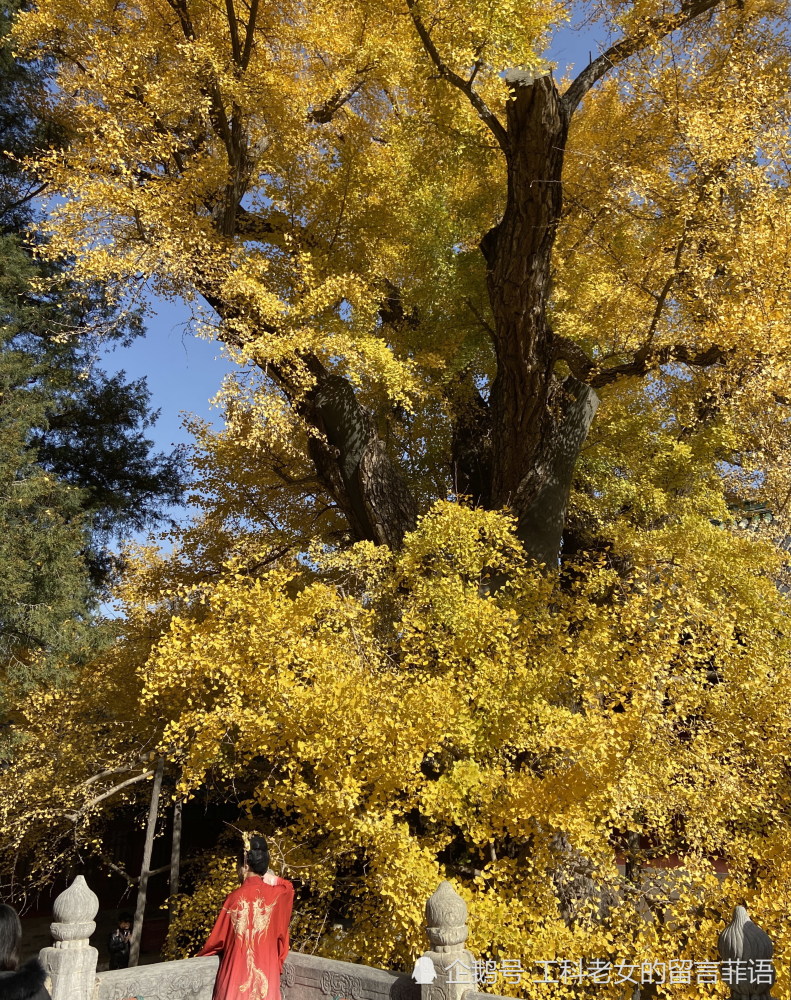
104,297,234,453
101,17,609,535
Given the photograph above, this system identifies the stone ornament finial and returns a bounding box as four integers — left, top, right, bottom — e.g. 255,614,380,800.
50,875,99,950
426,882,468,953
718,905,775,999
40,875,99,1000
418,883,475,1000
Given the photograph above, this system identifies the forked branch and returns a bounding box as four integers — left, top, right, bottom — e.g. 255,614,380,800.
553,335,725,386
405,0,509,153
562,0,726,115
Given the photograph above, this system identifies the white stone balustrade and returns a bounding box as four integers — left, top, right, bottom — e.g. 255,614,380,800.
40,874,767,1000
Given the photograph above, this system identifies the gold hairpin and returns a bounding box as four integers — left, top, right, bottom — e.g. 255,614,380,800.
242,830,263,853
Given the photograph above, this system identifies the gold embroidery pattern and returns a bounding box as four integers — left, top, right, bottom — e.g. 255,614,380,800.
227,894,277,999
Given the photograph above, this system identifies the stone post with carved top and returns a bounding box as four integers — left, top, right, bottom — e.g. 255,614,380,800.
39,875,99,1000
718,905,776,1000
417,882,476,1000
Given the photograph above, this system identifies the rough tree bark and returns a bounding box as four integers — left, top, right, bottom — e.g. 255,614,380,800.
481,75,599,565
197,286,418,550
194,0,726,564
168,797,182,923
299,363,418,548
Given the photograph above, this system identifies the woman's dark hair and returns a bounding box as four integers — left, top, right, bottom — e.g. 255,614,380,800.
246,836,270,875
0,903,22,971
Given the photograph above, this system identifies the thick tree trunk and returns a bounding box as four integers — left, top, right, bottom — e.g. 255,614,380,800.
515,376,598,565
204,78,594,562
300,366,417,548
201,287,418,550
482,75,597,565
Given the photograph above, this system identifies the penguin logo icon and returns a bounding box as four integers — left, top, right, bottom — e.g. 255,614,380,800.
411,957,437,985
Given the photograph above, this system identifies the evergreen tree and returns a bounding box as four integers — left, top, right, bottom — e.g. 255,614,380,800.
0,0,187,684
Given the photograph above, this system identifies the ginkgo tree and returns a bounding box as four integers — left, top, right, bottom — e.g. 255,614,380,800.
6,0,791,993
13,0,791,564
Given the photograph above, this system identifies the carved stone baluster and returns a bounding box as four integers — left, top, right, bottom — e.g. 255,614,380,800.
718,905,776,1000
412,882,476,1000
39,875,100,1000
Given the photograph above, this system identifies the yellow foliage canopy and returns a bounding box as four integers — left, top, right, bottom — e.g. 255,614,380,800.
5,0,791,993
5,493,791,996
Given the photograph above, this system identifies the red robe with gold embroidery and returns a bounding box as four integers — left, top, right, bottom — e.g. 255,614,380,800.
198,873,294,1000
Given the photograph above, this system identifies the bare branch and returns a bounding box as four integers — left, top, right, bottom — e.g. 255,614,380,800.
562,0,726,115
235,205,298,244
83,760,148,787
98,857,167,886
63,769,155,822
553,332,725,387
0,179,48,214
405,0,509,154
464,296,496,337
308,77,367,124
554,335,595,381
100,857,135,886
641,224,689,347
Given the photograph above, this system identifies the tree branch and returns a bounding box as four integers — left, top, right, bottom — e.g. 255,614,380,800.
82,760,149,787
99,857,169,886
164,0,234,155
405,0,509,154
225,0,242,65
562,0,726,115
554,334,595,380
464,297,495,337
308,76,368,124
234,205,300,244
553,334,725,387
240,0,259,68
63,769,155,822
591,343,725,388
196,281,418,547
378,278,419,329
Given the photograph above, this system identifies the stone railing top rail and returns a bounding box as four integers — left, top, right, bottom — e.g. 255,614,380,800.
93,949,419,1000
284,949,418,1000
462,991,511,1000
93,955,218,1000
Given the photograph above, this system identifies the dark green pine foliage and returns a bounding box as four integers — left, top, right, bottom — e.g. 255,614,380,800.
0,0,187,690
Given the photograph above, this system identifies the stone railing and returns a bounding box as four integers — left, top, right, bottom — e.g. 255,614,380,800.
37,874,779,1000
91,950,419,1000
37,877,476,1000
93,956,218,1000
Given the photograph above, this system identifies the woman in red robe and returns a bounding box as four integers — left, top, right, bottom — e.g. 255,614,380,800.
198,836,294,1000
